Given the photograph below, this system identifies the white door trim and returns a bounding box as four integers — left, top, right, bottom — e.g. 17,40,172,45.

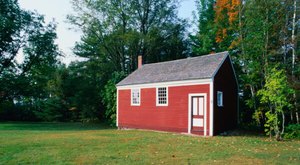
188,93,207,136
116,89,119,127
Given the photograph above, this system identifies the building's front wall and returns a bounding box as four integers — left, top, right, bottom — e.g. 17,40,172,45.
118,84,211,135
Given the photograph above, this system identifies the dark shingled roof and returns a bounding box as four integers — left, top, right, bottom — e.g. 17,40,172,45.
117,51,229,86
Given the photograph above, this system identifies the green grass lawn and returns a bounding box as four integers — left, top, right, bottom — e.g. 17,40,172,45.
0,122,299,164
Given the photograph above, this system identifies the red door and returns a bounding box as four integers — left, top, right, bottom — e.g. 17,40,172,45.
191,96,205,132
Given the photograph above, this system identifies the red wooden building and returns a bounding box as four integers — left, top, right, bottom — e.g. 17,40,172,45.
116,51,238,136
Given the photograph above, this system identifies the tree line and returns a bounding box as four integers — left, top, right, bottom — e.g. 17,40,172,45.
191,0,299,140
0,0,299,139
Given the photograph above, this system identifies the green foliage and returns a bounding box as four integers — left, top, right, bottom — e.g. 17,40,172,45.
257,67,294,140
102,72,126,125
0,0,62,122
240,0,300,127
206,0,300,131
263,111,276,136
191,0,240,55
58,61,111,122
1,0,299,130
284,124,300,139
190,0,217,55
68,0,188,73
33,97,67,122
257,68,294,110
0,0,59,76
0,0,27,73
64,0,189,124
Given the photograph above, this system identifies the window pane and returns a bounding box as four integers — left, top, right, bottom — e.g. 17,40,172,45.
217,91,223,107
157,87,167,105
131,89,140,105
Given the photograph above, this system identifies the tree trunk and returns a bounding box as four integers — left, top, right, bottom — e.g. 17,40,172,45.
280,110,285,141
292,0,298,124
263,7,269,77
250,85,257,110
292,0,296,75
291,111,294,123
239,3,245,54
283,13,289,66
296,110,299,124
275,109,282,141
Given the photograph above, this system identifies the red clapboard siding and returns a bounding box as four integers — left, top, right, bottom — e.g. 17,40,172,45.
118,84,210,134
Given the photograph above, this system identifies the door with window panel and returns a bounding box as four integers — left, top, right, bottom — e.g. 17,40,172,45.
191,96,205,132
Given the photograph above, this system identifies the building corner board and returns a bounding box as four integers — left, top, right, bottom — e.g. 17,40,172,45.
116,88,119,127
209,79,214,136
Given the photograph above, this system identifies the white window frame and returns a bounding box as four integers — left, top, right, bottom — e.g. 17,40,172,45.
131,88,141,106
156,87,168,106
217,91,223,107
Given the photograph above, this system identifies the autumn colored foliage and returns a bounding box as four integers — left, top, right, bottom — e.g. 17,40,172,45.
214,0,240,43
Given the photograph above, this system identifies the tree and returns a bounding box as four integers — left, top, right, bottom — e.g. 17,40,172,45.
191,0,299,131
58,60,111,122
101,71,126,125
233,0,290,126
278,0,300,124
67,0,188,123
68,0,188,73
0,0,58,76
257,67,294,141
190,0,217,55
214,0,240,51
0,0,62,121
290,0,299,124
0,0,25,74
191,0,241,55
0,0,60,100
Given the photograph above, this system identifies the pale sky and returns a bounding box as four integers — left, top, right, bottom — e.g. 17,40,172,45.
18,0,197,65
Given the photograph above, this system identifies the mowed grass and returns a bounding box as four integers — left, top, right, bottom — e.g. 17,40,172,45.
0,122,299,165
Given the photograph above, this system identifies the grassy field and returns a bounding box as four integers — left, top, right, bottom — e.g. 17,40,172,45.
0,122,299,164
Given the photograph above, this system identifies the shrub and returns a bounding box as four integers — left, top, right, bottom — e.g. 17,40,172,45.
284,124,300,139
101,71,126,126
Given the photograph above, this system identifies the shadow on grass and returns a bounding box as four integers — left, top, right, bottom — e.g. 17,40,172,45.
217,129,300,142
0,122,115,131
217,129,266,137
0,122,271,139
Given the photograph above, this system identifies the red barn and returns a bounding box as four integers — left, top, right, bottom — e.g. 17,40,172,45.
116,51,238,136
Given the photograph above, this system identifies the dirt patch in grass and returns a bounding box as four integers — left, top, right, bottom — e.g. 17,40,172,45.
223,155,264,164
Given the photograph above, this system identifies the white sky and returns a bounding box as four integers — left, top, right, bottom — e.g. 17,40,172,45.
18,0,197,65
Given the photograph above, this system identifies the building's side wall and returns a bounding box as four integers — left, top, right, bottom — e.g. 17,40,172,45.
213,57,238,134
118,84,210,133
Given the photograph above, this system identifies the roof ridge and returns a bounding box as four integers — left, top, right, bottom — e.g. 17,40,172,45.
143,51,228,67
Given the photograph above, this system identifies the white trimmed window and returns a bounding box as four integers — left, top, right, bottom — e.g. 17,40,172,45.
157,87,168,106
131,88,140,106
217,91,223,107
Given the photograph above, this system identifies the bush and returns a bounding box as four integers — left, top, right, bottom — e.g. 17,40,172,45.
284,124,300,139
101,71,126,126
33,97,69,122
